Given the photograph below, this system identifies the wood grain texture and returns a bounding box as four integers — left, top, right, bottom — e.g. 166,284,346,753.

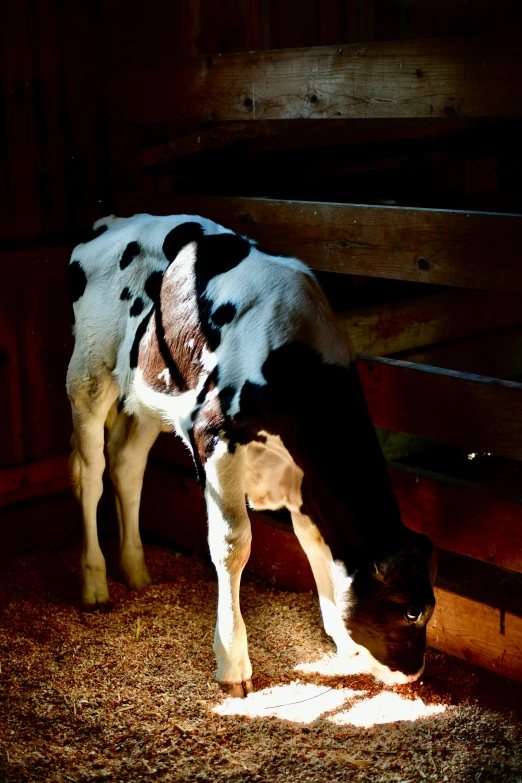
116,194,522,291
339,291,522,356
146,431,522,574
403,326,522,379
428,588,522,683
389,464,522,574
108,36,522,123
141,118,485,166
0,454,70,505
358,356,522,460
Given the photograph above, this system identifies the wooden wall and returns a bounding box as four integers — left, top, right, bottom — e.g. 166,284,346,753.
3,0,521,243
1,0,522,527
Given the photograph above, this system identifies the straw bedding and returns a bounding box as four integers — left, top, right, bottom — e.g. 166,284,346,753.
1,540,521,783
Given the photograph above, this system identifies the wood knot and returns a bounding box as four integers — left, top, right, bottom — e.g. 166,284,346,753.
308,94,318,104
239,213,251,226
243,97,253,109
417,257,432,271
415,68,424,79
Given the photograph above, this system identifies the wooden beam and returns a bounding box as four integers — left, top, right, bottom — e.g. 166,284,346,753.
108,35,522,123
402,326,522,378
115,194,522,291
389,463,522,574
144,459,522,576
140,466,522,682
140,118,484,167
428,588,522,683
358,356,522,460
339,291,522,356
0,454,70,496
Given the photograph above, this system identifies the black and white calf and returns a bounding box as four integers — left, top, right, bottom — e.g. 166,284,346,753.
67,213,436,696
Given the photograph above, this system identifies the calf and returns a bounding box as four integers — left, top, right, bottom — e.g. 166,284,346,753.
67,213,436,697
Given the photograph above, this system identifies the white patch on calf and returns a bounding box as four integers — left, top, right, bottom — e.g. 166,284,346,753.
157,368,170,388
205,441,253,686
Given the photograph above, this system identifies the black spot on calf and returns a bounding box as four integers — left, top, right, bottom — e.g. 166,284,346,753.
120,241,141,270
194,234,251,351
145,271,164,303
195,366,220,408
120,287,132,301
67,260,88,302
218,385,237,416
212,303,236,327
130,308,153,369
195,233,251,286
162,222,204,262
130,297,144,317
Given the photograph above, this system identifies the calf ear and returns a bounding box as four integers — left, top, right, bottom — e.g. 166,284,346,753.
373,533,434,584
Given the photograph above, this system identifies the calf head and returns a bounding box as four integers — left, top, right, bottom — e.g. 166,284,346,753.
346,532,436,685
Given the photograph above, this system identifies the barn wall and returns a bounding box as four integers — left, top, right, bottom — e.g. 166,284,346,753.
1,0,522,523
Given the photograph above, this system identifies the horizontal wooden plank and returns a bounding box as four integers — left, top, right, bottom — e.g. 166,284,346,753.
0,477,72,510
108,36,522,123
339,291,522,356
358,356,522,460
115,194,522,291
145,459,522,575
428,588,522,683
140,466,522,682
141,118,485,167
402,326,522,378
6,441,522,576
0,454,70,496
389,464,522,574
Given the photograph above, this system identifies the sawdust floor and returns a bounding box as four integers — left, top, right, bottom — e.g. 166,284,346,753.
1,540,522,783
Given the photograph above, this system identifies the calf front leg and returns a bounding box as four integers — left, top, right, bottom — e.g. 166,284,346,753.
203,440,253,697
291,510,356,656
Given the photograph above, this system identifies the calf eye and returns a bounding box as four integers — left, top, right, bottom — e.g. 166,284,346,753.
404,606,422,623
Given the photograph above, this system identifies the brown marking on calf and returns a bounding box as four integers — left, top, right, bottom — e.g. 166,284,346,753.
138,263,209,395
192,394,227,464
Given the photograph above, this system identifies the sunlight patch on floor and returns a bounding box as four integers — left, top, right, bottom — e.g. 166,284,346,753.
214,682,365,724
294,650,370,677
330,690,446,728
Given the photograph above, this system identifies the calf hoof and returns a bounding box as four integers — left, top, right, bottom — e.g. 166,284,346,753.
82,599,114,613
120,554,152,591
219,679,254,698
124,571,152,591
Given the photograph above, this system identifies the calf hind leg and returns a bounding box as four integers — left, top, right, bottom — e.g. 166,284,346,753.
107,413,160,590
68,376,119,610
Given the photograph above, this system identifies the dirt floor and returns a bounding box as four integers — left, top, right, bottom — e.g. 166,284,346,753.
1,540,522,783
